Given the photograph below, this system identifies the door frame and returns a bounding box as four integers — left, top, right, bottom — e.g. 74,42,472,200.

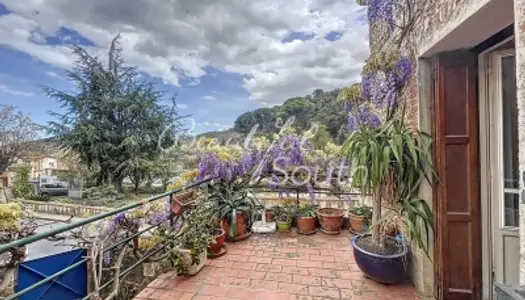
478,35,515,300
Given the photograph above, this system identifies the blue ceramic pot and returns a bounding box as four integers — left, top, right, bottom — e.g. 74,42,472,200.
351,234,409,284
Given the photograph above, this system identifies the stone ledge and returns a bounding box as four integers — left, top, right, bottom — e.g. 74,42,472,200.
20,199,111,217
495,284,525,300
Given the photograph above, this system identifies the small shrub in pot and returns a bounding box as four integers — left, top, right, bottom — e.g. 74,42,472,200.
296,204,317,234
273,205,294,231
348,205,372,234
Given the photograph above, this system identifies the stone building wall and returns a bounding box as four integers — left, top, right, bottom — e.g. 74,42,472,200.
514,0,525,285
364,0,501,297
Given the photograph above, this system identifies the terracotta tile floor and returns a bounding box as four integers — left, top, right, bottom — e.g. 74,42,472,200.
134,231,420,300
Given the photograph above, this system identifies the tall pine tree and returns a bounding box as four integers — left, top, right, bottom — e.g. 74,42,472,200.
46,35,183,190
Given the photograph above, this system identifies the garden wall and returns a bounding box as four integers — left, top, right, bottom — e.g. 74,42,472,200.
20,200,110,217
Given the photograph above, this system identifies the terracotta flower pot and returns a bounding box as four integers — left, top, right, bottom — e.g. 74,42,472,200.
171,190,197,215
296,216,316,234
208,229,226,254
265,209,273,222
348,212,366,234
221,212,247,238
317,208,344,234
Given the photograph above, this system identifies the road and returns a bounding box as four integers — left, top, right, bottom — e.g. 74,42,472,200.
26,213,85,261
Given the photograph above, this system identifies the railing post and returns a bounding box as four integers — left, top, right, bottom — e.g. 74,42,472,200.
203,183,209,201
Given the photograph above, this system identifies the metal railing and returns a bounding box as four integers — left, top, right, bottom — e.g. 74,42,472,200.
0,179,364,300
0,179,212,300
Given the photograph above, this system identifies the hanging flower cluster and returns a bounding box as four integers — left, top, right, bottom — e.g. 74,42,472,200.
368,0,395,33
339,50,412,132
195,144,264,182
362,51,412,118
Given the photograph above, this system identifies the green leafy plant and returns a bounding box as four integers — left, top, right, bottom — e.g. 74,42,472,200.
11,164,33,199
169,198,214,273
27,194,51,202
209,178,260,238
272,205,295,223
297,203,317,217
349,205,372,226
342,118,436,255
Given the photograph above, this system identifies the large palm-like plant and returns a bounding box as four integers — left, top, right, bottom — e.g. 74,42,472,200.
342,118,435,254
208,177,260,238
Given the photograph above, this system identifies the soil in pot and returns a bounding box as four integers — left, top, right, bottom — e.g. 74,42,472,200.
296,216,316,234
352,234,408,284
221,212,248,238
208,229,226,254
317,208,344,234
354,234,404,256
348,213,366,234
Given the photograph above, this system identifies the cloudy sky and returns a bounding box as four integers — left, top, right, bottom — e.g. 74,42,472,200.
0,0,368,134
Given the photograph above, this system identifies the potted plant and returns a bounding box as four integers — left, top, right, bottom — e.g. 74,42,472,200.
207,218,227,257
272,205,294,231
170,198,213,276
170,189,198,215
211,180,258,241
296,204,317,234
265,207,274,222
317,207,344,234
342,118,435,284
348,205,372,234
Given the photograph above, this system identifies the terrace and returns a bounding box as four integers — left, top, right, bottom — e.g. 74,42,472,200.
0,180,421,300
134,232,419,300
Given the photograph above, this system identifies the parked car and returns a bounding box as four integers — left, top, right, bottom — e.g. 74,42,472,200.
40,183,69,197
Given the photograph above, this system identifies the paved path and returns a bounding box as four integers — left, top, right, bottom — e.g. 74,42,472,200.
26,213,83,261
134,231,420,300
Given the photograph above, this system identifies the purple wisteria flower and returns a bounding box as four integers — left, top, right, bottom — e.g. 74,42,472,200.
347,106,381,132
395,55,412,85
368,0,394,32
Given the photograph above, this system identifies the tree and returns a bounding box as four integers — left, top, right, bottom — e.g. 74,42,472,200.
0,105,38,172
231,89,349,143
310,124,333,150
46,35,183,191
278,97,314,131
11,164,33,199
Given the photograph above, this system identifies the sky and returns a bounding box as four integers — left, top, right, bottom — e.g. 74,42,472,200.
0,0,369,134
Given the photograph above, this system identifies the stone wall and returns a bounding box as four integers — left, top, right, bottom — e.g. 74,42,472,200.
365,0,486,297
20,200,110,217
515,0,525,285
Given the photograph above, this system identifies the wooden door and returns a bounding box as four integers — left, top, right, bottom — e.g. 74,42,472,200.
433,50,482,300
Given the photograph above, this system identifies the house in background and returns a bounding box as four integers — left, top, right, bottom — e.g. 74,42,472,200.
0,155,70,187
361,0,524,299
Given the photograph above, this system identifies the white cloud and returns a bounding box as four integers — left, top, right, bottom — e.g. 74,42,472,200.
202,121,230,130
202,95,216,101
0,0,369,105
46,71,64,80
0,84,34,97
177,103,189,109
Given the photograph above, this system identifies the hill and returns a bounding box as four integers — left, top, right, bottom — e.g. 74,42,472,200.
232,88,349,144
